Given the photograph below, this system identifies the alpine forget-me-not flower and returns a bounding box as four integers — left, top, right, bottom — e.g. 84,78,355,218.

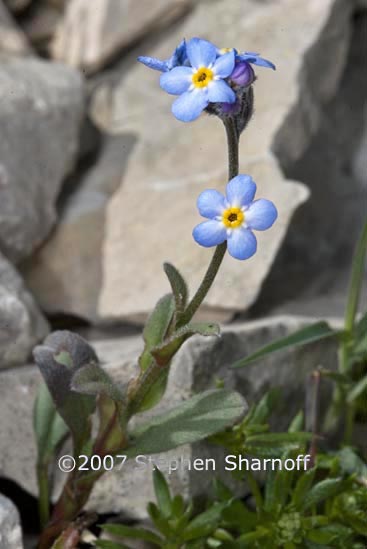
160,37,236,122
138,39,188,72
193,175,277,260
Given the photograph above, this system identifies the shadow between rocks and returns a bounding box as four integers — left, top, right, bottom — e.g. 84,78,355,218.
247,10,367,319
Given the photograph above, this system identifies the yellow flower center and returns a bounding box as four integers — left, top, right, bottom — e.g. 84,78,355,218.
220,47,233,54
192,67,214,88
222,207,244,228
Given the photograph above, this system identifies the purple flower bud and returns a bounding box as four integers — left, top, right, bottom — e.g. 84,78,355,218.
220,99,241,115
229,61,255,87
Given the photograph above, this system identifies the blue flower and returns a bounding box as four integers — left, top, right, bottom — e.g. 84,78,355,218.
160,37,236,122
193,175,278,260
236,51,276,70
138,39,188,72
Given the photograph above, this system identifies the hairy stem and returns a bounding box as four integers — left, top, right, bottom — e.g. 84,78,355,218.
178,118,240,326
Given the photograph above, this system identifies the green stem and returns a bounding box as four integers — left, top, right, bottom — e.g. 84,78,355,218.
246,470,263,509
177,118,240,326
37,464,50,530
325,218,367,440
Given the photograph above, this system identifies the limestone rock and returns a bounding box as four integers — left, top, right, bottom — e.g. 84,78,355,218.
23,134,137,321
0,253,48,369
0,0,31,56
0,57,84,263
51,0,192,74
0,494,23,549
0,316,341,517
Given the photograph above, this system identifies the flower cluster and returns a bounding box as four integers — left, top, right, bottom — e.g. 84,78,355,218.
193,175,277,260
138,38,277,261
138,37,275,123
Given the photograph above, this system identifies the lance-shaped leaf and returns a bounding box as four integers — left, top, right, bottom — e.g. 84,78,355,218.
33,331,98,453
126,389,247,456
34,382,69,466
163,262,188,314
151,322,220,366
232,321,340,368
33,382,69,527
72,363,128,431
139,294,175,371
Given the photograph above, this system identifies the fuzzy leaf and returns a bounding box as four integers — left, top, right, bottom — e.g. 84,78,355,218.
232,322,339,368
151,322,220,366
33,331,97,453
127,389,247,456
71,363,125,404
164,262,188,314
139,294,175,371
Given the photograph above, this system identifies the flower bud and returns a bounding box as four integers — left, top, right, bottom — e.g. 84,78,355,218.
229,61,255,87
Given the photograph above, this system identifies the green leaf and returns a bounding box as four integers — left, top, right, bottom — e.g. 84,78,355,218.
288,411,304,433
33,331,97,453
347,374,367,404
292,467,317,508
33,382,69,465
127,390,247,456
246,432,311,445
306,524,352,544
101,524,162,545
244,389,280,426
231,322,339,368
151,322,220,366
163,262,188,314
183,502,229,541
139,294,175,372
335,447,367,479
302,478,351,511
344,219,367,334
95,541,131,549
147,502,172,537
71,363,125,401
153,469,172,518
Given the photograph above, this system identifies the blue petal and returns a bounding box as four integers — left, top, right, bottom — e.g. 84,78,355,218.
186,37,217,69
226,175,256,207
239,53,276,70
169,39,188,68
160,66,192,95
213,50,235,78
138,56,168,72
172,90,208,122
245,199,278,230
193,220,227,247
197,189,226,218
227,228,257,260
208,80,236,103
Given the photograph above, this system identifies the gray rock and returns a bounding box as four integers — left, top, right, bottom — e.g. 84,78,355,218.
51,0,193,74
0,252,48,369
0,316,341,517
22,135,137,321
28,0,360,323
0,57,84,263
0,0,31,56
250,11,367,319
0,494,23,549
